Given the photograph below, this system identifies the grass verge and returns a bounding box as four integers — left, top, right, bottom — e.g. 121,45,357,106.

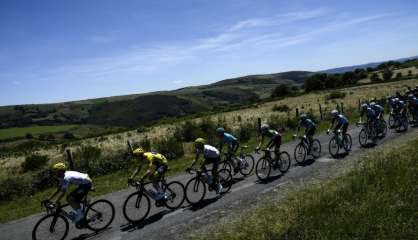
187,134,418,240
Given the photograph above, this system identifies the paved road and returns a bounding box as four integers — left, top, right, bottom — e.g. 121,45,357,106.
1,121,416,240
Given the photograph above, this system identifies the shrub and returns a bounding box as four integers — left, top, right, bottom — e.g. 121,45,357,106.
272,104,290,112
74,145,102,173
271,84,293,98
25,133,33,139
46,134,55,141
326,91,346,100
238,123,255,142
395,72,403,79
370,72,381,82
136,126,147,133
0,174,33,201
139,137,152,151
22,154,49,172
63,132,75,140
382,68,393,81
153,136,184,160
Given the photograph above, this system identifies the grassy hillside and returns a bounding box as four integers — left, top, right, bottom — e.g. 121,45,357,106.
187,134,418,240
0,71,312,129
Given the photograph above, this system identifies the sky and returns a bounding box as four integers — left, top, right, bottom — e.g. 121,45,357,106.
1,0,418,106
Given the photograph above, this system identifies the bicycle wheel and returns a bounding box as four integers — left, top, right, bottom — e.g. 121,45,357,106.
255,157,271,181
311,139,321,158
221,160,233,173
402,116,409,131
388,114,395,128
359,128,368,147
218,168,232,194
380,119,388,137
163,181,185,210
185,177,206,205
277,151,291,173
294,143,307,163
122,192,151,223
239,154,255,176
32,214,69,240
343,134,352,152
85,199,115,231
328,137,339,158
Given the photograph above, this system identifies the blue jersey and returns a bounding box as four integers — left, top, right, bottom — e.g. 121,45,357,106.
333,114,348,125
222,133,237,145
300,118,315,129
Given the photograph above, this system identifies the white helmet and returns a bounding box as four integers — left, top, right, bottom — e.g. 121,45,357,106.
330,109,339,117
260,123,269,132
370,102,376,106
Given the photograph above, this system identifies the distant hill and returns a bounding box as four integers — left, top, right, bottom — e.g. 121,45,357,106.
0,71,312,128
321,56,418,74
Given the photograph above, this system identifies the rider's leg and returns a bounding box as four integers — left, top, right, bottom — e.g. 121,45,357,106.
67,183,91,222
210,157,222,193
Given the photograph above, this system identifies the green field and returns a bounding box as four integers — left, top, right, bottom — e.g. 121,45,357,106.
0,125,78,140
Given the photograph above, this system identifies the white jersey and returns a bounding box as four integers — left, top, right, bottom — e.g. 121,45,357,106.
197,144,220,159
60,171,92,192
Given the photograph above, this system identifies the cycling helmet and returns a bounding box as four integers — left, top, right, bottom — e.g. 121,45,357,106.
394,98,399,102
260,123,269,132
408,94,414,99
133,147,144,157
360,103,369,110
194,138,205,147
330,109,339,117
299,113,308,121
52,162,66,171
216,127,225,134
370,102,376,106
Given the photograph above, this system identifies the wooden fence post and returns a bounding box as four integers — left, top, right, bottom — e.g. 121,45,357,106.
127,140,134,155
319,103,323,120
66,149,75,170
296,108,299,118
341,102,344,114
257,118,261,133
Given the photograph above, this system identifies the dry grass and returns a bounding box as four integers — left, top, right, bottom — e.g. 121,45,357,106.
1,78,417,175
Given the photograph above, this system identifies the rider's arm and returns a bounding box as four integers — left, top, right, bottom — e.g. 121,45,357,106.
130,164,143,179
328,119,335,130
47,188,61,201
55,191,66,204
189,153,200,169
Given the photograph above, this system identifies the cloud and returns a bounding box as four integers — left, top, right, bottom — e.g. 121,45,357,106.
34,10,391,85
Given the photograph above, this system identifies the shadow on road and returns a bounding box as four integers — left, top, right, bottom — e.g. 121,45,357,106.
185,196,221,212
331,152,349,159
120,210,171,233
256,174,283,184
295,158,316,167
71,228,111,240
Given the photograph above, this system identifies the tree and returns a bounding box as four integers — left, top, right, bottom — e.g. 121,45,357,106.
382,68,394,81
271,84,292,98
408,70,412,77
395,72,403,79
366,67,374,73
304,73,326,92
342,71,358,85
370,73,381,82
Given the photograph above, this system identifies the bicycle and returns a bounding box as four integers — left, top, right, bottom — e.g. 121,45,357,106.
255,148,291,181
357,121,377,147
122,171,185,223
220,145,255,177
393,112,409,132
327,129,352,158
293,135,321,163
184,168,232,205
375,117,388,138
32,190,115,240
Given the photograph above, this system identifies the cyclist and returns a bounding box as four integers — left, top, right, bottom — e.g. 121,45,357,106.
411,96,418,124
216,127,242,173
370,102,385,119
43,163,92,223
359,103,378,140
216,127,239,154
129,148,169,203
256,123,282,153
414,85,418,97
327,110,349,136
295,114,316,152
187,138,222,194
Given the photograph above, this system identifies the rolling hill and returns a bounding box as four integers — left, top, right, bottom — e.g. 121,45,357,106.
0,71,312,128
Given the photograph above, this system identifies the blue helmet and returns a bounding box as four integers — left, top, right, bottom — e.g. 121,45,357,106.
216,127,225,134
